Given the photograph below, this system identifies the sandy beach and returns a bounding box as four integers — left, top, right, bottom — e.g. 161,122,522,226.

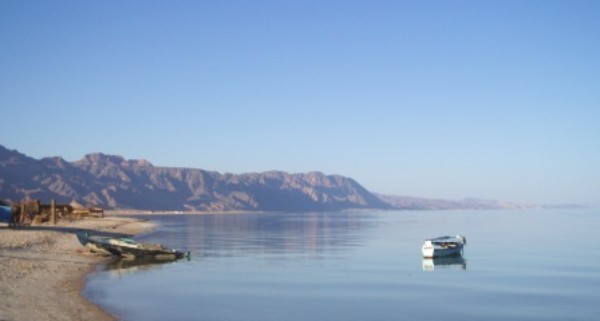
0,217,156,321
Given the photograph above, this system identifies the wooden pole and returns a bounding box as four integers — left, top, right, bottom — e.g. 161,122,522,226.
51,199,56,225
20,203,25,224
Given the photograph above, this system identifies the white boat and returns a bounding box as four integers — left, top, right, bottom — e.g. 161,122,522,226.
422,235,466,258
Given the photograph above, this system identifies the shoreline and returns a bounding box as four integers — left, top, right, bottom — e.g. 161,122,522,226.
106,209,272,216
0,216,156,321
104,208,389,216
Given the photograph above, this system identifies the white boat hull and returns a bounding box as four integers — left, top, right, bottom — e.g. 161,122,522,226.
422,235,466,258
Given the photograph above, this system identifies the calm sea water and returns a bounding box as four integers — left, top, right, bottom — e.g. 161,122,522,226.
84,210,600,321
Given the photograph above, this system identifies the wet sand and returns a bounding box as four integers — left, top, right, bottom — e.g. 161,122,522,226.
0,217,156,321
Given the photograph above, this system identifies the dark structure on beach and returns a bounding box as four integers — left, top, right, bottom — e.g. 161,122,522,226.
4,199,103,226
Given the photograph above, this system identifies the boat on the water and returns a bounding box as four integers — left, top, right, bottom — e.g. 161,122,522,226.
422,235,466,258
77,232,189,260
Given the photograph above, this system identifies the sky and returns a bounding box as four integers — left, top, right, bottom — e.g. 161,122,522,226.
1,1,599,206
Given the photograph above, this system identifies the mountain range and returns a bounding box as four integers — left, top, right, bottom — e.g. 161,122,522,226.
375,194,529,210
0,145,534,212
0,145,390,211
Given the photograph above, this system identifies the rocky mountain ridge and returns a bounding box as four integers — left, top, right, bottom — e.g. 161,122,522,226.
0,145,389,211
1,145,553,212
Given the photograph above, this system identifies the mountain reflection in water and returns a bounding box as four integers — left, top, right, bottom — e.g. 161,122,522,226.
138,212,377,259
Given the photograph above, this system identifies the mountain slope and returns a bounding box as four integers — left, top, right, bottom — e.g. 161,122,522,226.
375,193,530,210
0,145,389,212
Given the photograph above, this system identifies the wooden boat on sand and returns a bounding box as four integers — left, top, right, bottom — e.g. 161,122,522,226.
77,232,189,260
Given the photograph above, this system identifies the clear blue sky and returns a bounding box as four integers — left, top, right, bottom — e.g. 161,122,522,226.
1,1,599,206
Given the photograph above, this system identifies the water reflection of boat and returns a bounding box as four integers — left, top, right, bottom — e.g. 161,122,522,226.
107,257,178,271
422,256,467,271
104,257,186,277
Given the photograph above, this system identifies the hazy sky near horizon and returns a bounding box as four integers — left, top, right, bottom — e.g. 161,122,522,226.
1,1,599,206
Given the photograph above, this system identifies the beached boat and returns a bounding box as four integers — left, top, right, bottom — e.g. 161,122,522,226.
422,235,466,258
77,232,189,260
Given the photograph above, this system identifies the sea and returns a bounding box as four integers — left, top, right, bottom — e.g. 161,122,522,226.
83,209,600,321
